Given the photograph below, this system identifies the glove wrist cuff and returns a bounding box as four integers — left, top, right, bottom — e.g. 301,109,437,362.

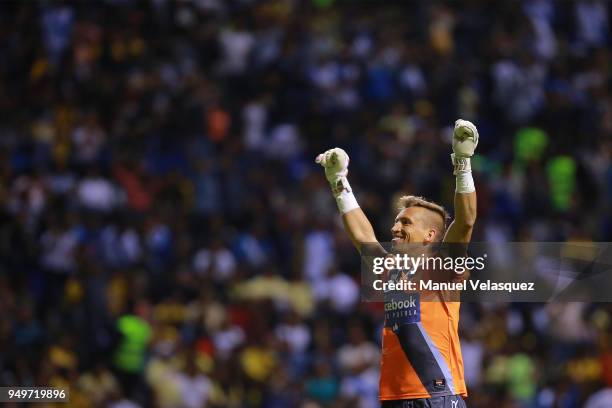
451,154,472,175
331,176,359,214
330,175,351,195
451,154,475,193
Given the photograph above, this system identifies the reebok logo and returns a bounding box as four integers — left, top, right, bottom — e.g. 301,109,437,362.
384,296,417,311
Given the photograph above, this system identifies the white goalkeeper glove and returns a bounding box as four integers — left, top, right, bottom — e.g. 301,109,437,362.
452,119,479,158
451,119,478,192
315,148,359,214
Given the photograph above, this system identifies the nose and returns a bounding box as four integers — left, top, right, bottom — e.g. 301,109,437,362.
391,222,401,234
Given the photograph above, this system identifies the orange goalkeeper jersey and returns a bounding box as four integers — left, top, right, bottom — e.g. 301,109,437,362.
379,269,467,400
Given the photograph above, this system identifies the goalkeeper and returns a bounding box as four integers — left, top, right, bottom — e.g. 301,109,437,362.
316,120,478,407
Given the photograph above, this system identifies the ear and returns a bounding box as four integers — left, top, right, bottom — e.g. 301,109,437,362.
424,228,437,244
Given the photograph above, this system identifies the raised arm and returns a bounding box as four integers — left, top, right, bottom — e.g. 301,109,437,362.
444,120,479,244
316,148,380,253
444,191,477,243
342,208,377,253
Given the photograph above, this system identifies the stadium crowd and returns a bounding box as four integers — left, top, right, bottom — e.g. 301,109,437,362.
0,0,611,407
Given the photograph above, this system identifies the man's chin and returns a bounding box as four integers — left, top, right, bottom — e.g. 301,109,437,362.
391,239,410,251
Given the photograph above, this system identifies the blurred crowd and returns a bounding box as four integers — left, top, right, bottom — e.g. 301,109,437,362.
0,0,611,407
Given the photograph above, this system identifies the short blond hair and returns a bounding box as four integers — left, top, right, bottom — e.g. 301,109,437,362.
398,195,449,240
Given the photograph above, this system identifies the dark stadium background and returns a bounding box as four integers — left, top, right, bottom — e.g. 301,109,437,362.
0,0,611,407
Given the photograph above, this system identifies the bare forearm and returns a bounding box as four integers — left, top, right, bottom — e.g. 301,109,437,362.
454,191,476,227
342,207,377,252
444,192,476,244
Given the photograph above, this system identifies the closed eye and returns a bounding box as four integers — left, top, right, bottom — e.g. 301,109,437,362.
395,217,412,225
